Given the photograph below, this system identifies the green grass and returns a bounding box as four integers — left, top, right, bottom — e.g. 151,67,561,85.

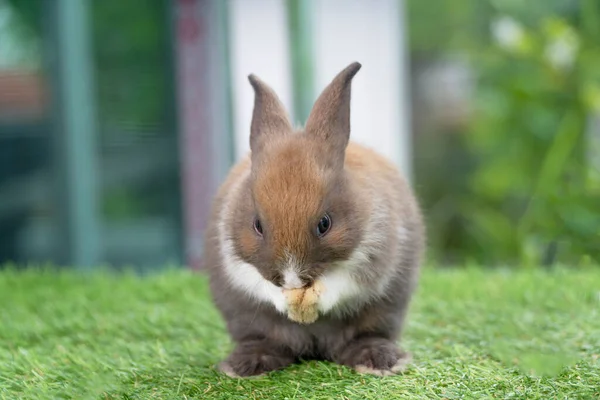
0,267,599,399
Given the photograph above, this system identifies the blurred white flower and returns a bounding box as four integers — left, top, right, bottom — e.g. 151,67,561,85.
491,16,525,51
419,58,473,130
544,29,579,70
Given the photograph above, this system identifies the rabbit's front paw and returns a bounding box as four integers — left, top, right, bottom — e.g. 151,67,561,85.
283,281,323,324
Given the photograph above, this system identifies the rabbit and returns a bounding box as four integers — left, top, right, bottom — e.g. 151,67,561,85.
203,62,425,377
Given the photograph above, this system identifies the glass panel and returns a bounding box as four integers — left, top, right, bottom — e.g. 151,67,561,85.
91,0,182,268
0,0,182,268
0,0,56,264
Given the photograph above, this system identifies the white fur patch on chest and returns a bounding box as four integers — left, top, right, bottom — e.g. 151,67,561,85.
317,266,361,313
317,247,370,314
218,227,287,313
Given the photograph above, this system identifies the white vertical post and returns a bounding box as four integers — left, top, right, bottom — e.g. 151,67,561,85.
311,0,413,179
228,0,294,160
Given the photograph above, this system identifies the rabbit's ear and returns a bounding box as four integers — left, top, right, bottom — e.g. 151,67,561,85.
248,75,293,154
304,62,361,167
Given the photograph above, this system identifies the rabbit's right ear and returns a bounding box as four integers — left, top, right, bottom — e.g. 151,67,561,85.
304,62,361,169
248,75,293,155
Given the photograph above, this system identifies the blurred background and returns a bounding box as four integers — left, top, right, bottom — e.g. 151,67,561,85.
0,0,598,270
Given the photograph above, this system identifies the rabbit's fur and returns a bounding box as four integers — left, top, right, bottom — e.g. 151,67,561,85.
204,62,425,377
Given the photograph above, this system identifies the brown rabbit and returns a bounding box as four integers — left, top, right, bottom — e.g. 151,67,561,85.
203,62,425,377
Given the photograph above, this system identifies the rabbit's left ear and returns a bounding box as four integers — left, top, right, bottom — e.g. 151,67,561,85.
304,62,361,167
248,74,293,155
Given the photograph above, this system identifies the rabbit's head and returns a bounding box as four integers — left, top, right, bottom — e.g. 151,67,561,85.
229,63,366,290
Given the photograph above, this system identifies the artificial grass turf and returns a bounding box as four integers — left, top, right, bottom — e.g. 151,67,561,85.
0,267,598,400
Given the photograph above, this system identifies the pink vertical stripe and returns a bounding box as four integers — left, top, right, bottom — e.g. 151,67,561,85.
175,0,213,269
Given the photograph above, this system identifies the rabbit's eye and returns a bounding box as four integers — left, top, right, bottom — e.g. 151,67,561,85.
316,214,332,237
253,218,264,236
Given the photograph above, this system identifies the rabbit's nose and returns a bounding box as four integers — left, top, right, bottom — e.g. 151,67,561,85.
282,269,304,289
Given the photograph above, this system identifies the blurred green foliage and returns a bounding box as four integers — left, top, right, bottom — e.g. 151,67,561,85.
92,0,173,137
409,0,600,267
